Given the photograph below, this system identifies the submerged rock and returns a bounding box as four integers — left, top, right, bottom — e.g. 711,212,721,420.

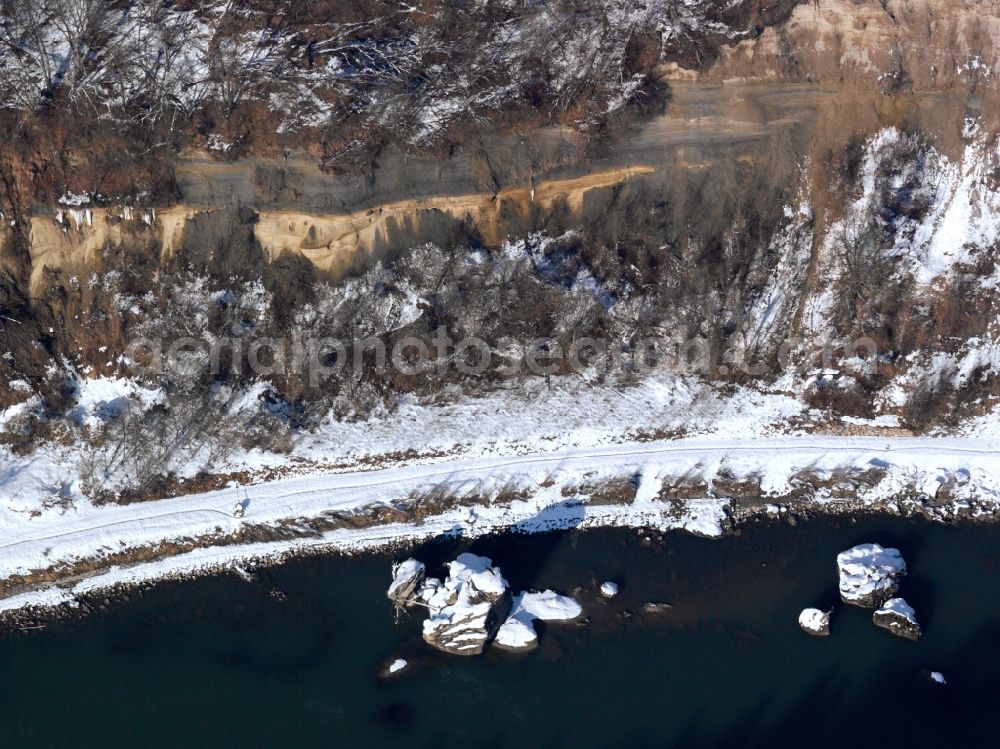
798,607,831,636
494,590,583,653
641,602,673,615
873,598,922,641
387,558,426,607
421,554,511,656
837,543,907,608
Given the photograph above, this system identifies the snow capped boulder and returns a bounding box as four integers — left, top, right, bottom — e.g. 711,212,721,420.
928,671,947,686
798,608,831,636
517,590,583,622
494,614,539,652
600,581,620,599
379,658,408,678
837,544,907,608
447,554,509,599
388,658,407,674
387,558,426,607
873,598,922,641
421,554,511,656
494,590,583,653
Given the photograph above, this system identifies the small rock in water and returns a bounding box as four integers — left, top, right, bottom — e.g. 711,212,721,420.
387,658,407,675
494,615,539,653
873,597,922,641
599,581,620,598
928,671,947,685
798,607,831,636
837,543,907,608
386,559,426,608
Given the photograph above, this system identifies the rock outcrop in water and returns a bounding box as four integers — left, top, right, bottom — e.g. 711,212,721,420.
387,559,426,608
798,608,831,637
387,553,582,656
873,598,922,641
417,554,512,656
837,544,907,608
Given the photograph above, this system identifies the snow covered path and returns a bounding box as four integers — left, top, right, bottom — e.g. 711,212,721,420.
2,435,1000,592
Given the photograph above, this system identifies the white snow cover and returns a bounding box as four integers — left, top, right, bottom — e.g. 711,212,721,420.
802,128,1000,341
514,590,583,622
1,368,812,506
5,434,1000,614
600,581,620,598
69,376,164,429
798,607,830,635
929,671,947,685
837,544,907,606
387,559,426,602
494,615,539,651
446,553,509,599
877,597,918,623
496,590,582,651
387,658,407,674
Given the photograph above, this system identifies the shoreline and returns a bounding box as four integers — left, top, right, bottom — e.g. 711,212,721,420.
1,484,995,630
3,433,1000,626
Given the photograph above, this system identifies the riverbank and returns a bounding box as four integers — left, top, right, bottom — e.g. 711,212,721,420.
3,433,1000,626
2,517,999,747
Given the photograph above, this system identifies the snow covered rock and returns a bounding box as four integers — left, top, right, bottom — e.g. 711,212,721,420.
388,658,407,674
421,554,511,656
517,590,583,622
379,658,408,678
798,608,831,636
928,671,947,685
494,590,583,653
387,558,426,607
600,581,620,598
494,614,539,652
837,544,907,608
873,598,922,641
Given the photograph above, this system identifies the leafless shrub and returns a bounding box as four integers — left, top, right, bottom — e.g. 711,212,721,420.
79,384,248,501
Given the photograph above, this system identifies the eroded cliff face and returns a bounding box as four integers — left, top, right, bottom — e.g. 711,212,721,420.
680,0,999,98
17,165,662,290
11,86,980,295
2,0,999,452
4,1,995,291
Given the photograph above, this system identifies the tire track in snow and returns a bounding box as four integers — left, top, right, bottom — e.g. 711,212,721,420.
1,436,998,576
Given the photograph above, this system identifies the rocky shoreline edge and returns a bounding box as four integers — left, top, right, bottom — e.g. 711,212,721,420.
0,492,994,632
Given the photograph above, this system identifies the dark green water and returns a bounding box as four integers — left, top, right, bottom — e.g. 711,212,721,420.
2,517,999,748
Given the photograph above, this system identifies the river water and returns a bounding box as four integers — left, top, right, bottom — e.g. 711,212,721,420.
2,517,998,747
